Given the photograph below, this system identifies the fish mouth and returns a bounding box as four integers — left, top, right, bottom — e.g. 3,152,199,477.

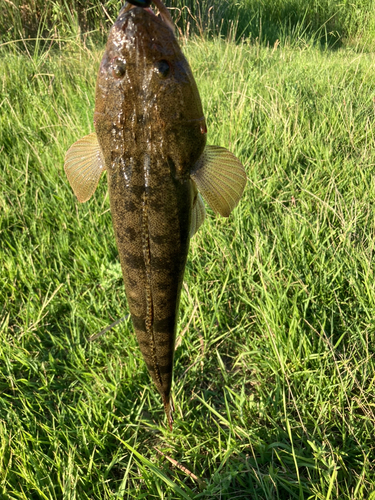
119,0,175,32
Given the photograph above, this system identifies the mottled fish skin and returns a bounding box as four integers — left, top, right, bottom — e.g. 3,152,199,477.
94,6,207,424
64,0,246,428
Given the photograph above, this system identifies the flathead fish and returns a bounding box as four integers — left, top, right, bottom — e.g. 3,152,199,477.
64,0,246,429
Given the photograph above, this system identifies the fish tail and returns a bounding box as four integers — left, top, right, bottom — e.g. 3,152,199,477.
163,394,174,431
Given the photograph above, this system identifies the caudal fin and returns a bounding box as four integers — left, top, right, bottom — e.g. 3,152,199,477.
163,394,174,431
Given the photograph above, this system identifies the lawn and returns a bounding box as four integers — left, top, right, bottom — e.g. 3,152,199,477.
1,2,375,498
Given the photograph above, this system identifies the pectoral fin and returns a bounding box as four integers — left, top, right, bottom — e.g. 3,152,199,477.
64,133,105,203
190,145,247,217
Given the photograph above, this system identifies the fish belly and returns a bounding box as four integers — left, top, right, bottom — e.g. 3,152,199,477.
108,160,192,400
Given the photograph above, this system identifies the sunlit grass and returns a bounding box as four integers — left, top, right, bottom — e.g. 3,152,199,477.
1,31,375,498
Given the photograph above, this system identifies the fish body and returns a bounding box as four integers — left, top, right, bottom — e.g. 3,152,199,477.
64,0,246,429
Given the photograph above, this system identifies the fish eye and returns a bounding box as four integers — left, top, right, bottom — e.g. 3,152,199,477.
111,58,126,78
155,60,170,78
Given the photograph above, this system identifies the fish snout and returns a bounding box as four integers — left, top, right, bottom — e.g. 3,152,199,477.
124,0,152,7
118,0,174,33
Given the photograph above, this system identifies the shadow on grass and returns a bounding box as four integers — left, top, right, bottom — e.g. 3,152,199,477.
184,363,369,499
170,0,346,48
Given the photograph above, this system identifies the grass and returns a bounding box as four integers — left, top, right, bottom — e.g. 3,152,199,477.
2,0,375,48
1,8,375,500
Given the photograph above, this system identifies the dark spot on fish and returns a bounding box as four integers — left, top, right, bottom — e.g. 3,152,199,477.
130,185,146,198
127,275,139,289
154,280,176,293
123,199,138,212
155,60,170,78
150,256,175,271
154,316,176,333
145,361,172,375
149,233,169,245
116,225,139,245
124,252,145,269
125,227,137,240
139,338,171,349
148,196,166,212
132,315,146,332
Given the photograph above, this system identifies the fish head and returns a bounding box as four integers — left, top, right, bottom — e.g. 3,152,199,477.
94,1,207,178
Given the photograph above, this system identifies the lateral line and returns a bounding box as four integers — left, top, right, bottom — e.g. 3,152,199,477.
141,191,163,390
